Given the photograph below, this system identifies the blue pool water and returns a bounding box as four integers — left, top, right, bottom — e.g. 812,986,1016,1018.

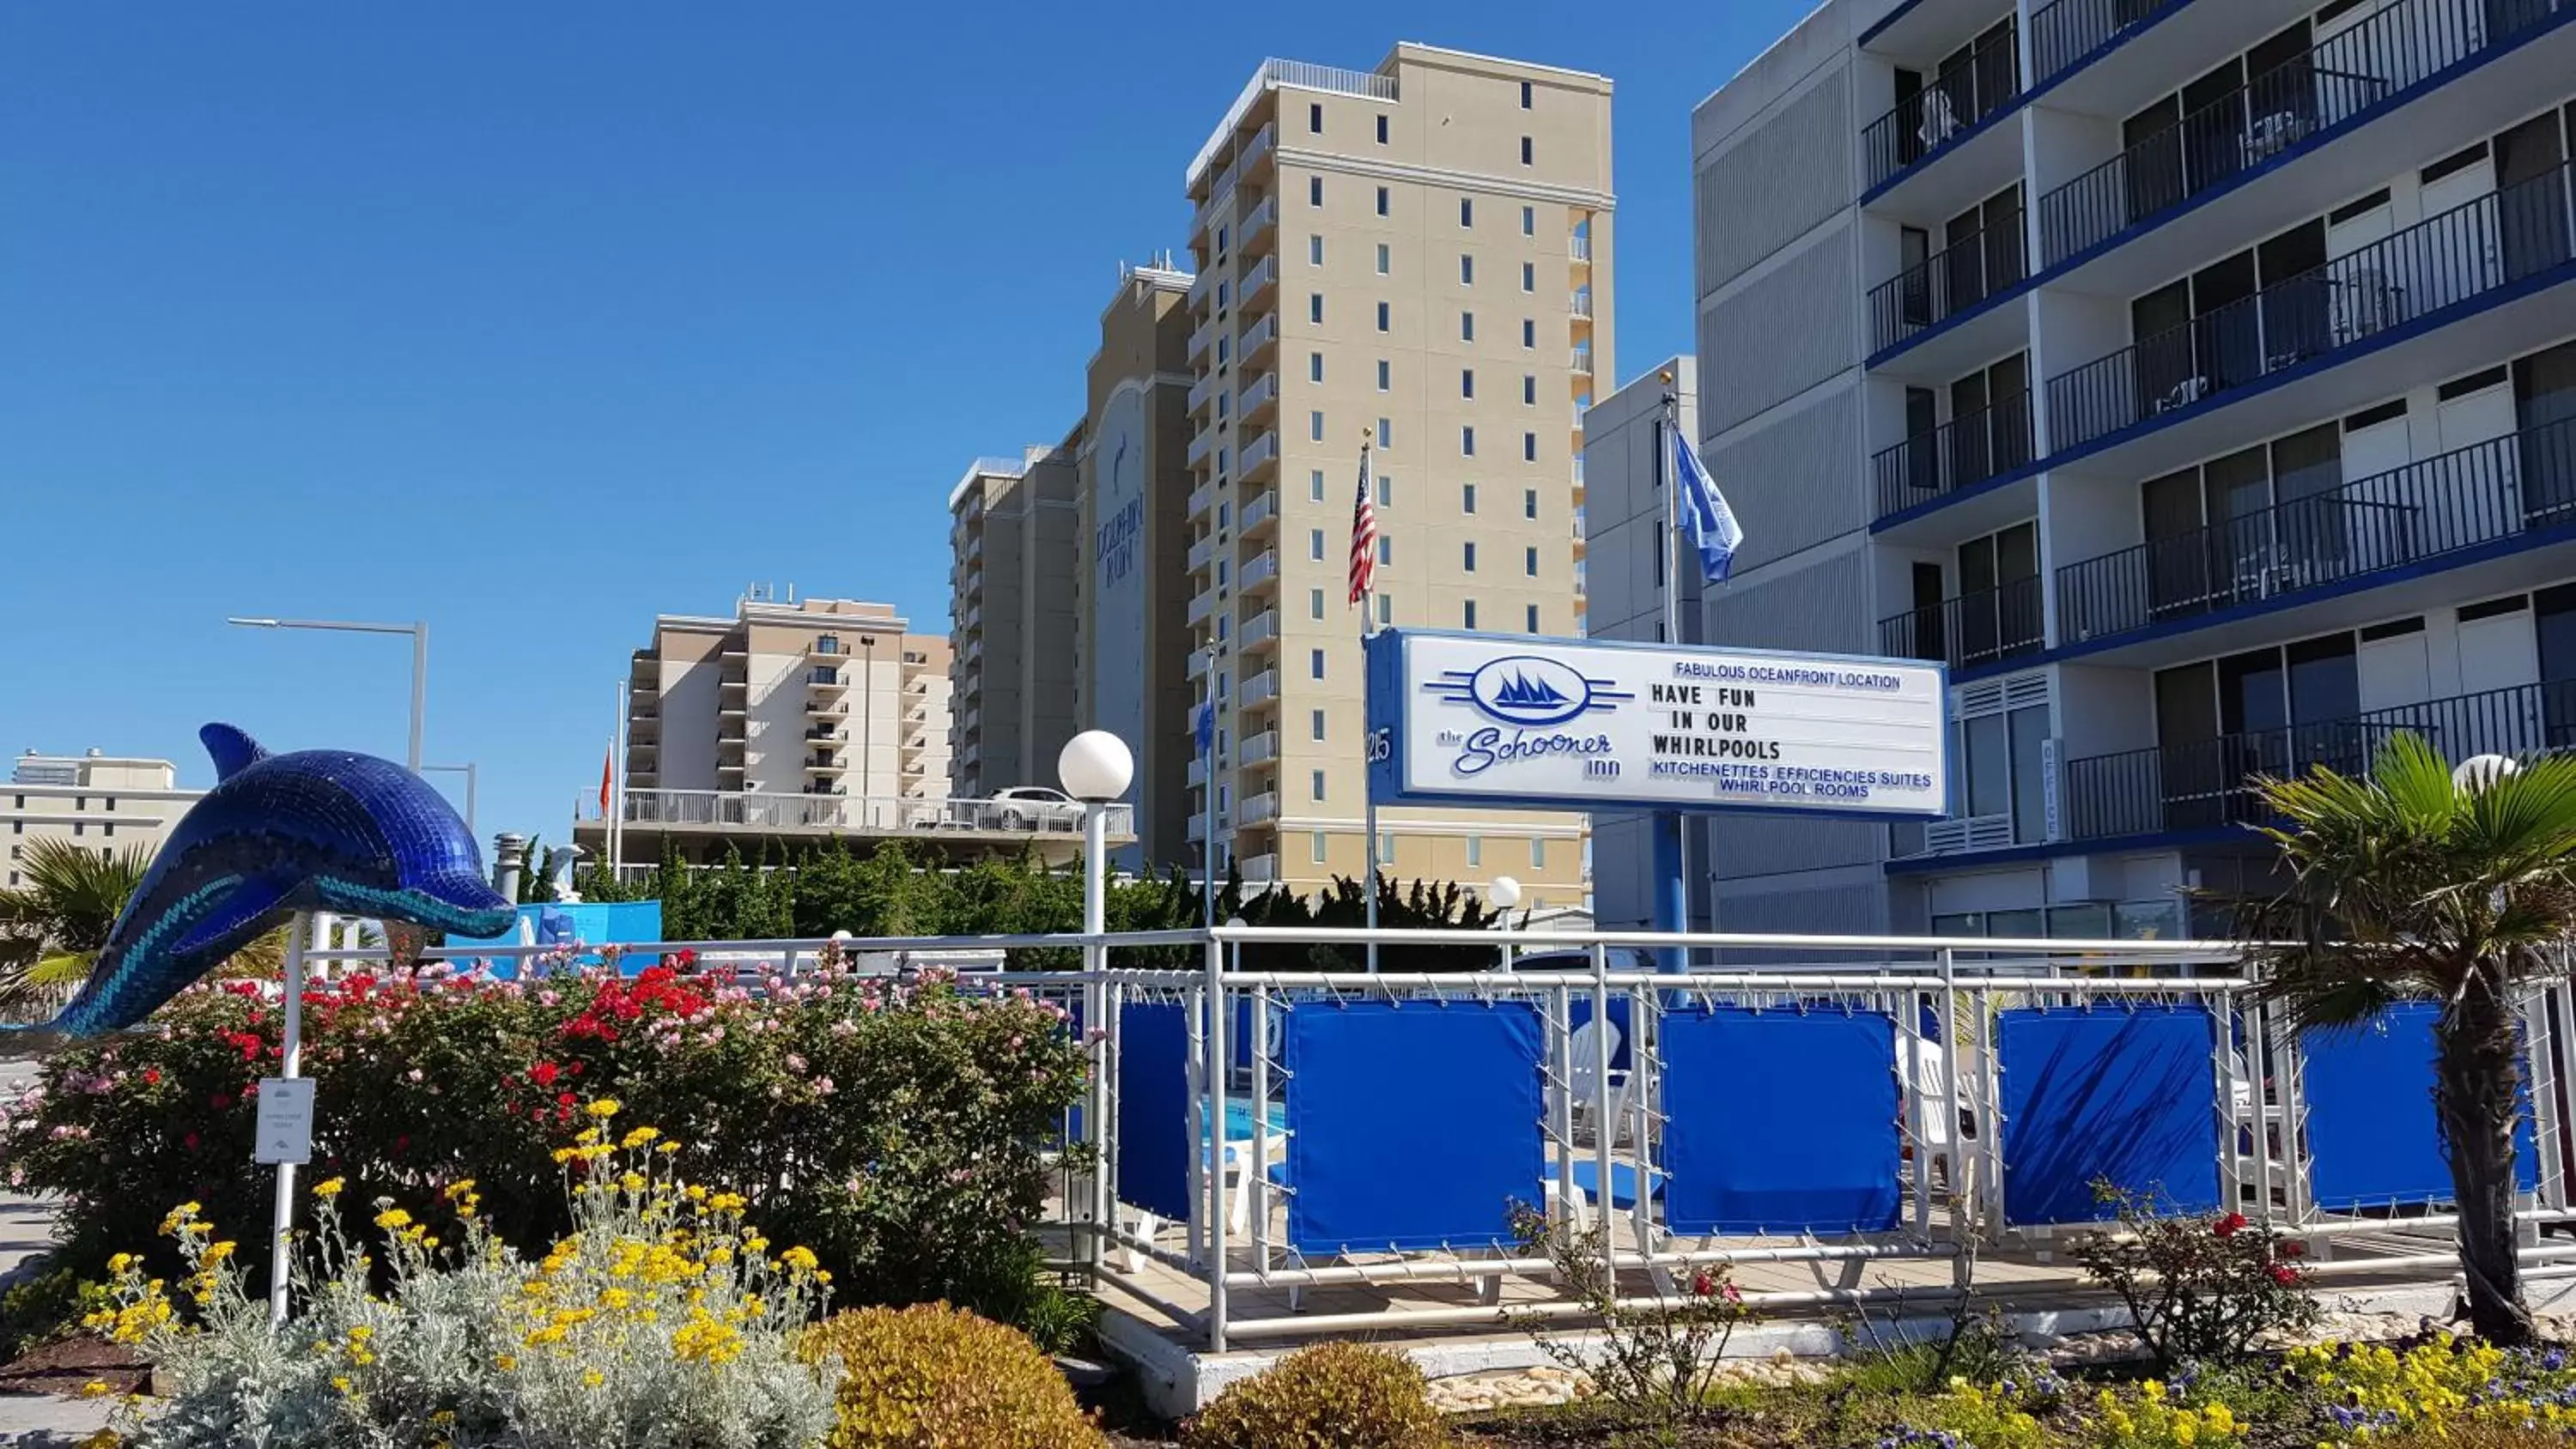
1217,1100,1290,1139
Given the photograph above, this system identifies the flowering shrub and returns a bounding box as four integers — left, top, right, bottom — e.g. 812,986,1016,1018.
1506,1203,1748,1434
1184,1342,1445,1449
86,1106,839,1448
800,1303,1103,1448
2068,1184,2316,1372
2090,1379,2245,1448
0,961,1086,1319
2287,1339,2576,1442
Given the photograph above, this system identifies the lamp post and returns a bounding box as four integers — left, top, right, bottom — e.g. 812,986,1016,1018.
422,762,477,838
1487,876,1522,972
856,635,878,828
228,616,428,771
1059,731,1133,1275
2455,754,2520,792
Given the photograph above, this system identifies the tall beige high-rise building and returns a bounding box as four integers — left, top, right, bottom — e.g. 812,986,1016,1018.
1182,44,1613,904
4,749,204,888
949,452,1080,799
1072,261,1201,870
592,592,953,865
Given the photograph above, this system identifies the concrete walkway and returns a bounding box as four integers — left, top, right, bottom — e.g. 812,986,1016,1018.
0,1064,118,1444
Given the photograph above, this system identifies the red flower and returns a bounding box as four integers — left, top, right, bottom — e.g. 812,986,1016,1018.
556,1092,575,1108
2214,1212,2248,1238
210,1092,234,1112
2279,1240,2306,1259
2268,1264,2300,1286
530,1061,561,1089
1690,1270,1716,1297
141,1069,161,1087
180,1131,198,1151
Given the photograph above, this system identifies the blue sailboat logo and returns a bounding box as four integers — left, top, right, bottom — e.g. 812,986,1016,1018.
1423,654,1630,728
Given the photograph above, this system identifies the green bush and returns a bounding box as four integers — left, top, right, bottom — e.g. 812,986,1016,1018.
2070,1182,2316,1372
0,962,1084,1321
799,1304,1103,1449
1185,1342,1446,1449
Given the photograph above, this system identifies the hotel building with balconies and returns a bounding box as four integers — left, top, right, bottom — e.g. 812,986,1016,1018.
1179,44,1614,904
1666,0,2576,937
949,452,1080,800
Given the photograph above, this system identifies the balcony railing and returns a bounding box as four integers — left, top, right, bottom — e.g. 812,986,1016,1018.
1242,255,1279,302
1242,607,1279,651
1188,482,1216,519
2058,416,2576,646
1570,289,1595,319
1571,234,1592,263
1239,371,1279,416
2063,679,2576,840
2047,159,2576,455
1242,668,1280,707
1241,549,1280,591
1242,196,1279,252
1571,346,1595,373
2028,0,2189,87
612,787,1128,838
1868,205,2026,353
807,668,846,688
1241,488,1279,534
1871,390,2035,521
1241,431,1279,477
1188,535,1218,573
1242,729,1279,766
2039,0,2534,267
1878,575,2044,671
1240,312,1278,358
1242,791,1280,825
1861,21,2021,191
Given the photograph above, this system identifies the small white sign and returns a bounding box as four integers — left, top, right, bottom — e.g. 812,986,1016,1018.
253,1078,315,1166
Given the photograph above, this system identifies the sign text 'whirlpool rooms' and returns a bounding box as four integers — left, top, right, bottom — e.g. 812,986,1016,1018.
1363,630,1949,817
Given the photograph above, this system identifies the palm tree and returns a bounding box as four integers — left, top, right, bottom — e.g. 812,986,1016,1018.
2236,731,2576,1345
0,839,154,1019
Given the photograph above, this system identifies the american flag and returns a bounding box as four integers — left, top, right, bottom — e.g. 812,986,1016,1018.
1347,441,1377,609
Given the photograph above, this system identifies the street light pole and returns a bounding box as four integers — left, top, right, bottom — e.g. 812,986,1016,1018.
422,763,478,838
858,635,878,828
228,616,428,772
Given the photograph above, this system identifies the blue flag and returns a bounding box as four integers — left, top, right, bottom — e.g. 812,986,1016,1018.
1193,700,1215,755
1671,428,1744,584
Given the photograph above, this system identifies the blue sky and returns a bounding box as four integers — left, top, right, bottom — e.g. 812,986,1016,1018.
0,0,1813,844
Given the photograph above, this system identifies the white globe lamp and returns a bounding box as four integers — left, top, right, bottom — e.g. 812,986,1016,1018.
1487,876,1524,910
2454,754,2519,794
1058,731,1135,803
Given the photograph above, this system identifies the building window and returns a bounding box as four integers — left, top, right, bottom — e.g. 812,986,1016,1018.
1309,351,1324,383
1461,368,1475,399
1522,318,1535,348
1461,426,1476,456
1523,488,1538,518
1375,473,1391,506
1309,101,1324,133
1521,261,1534,293
1524,546,1539,577
1520,136,1533,166
1462,482,1478,513
1377,417,1393,448
72,822,83,838
1218,558,1230,587
1375,243,1389,275
1376,359,1390,391
1375,114,1388,144
1309,234,1323,265
1460,254,1474,286
1309,587,1325,619
1530,836,1546,869
1379,831,1397,860
1378,536,1393,566
1309,469,1326,501
101,823,113,839
1311,769,1327,801
1375,185,1389,216
1309,409,1325,442
1376,300,1390,332
1309,527,1326,561
1218,500,1230,529
1463,541,1478,572
1523,432,1538,462
1519,80,1533,108
1463,598,1479,629
1460,197,1473,227
1217,226,1230,256
1309,175,1324,207
1461,312,1475,342
1526,603,1541,632
1523,375,1537,405
1311,708,1327,741
1309,647,1326,680
1377,593,1393,626
1308,293,1323,324
1467,834,1483,867
1522,204,1535,235
1312,831,1328,863
1955,688,2051,846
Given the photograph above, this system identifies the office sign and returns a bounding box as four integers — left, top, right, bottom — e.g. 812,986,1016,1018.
1364,629,1949,817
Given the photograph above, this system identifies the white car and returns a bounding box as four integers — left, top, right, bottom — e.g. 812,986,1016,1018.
989,785,1078,832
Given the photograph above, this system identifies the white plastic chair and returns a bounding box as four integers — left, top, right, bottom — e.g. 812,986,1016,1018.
1564,1019,1629,1148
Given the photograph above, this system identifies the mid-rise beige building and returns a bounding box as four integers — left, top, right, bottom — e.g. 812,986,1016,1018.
1072,261,1200,871
5,749,204,887
1181,45,1614,905
949,453,1080,799
592,592,953,864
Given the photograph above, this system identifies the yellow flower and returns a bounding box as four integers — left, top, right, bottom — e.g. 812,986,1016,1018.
203,1240,235,1265
586,1098,622,1119
374,1208,413,1231
76,1381,109,1399
779,1246,819,1274
443,1179,477,1201
313,1178,345,1200
620,1126,659,1149
331,1375,352,1394
582,1368,605,1388
494,1354,517,1372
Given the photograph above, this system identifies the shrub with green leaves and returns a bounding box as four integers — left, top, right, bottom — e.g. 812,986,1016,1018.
799,1303,1103,1449
2069,1182,2316,1372
1185,1342,1446,1449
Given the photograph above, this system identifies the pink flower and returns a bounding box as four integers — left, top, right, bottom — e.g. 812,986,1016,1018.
406,1069,423,1083
813,1076,835,1096
785,1053,808,1074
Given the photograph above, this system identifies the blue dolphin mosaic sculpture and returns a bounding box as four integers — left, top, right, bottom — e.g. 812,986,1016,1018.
26,724,516,1040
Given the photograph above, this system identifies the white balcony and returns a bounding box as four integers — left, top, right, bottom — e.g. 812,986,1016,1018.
806,699,850,719
1241,195,1278,252
1240,431,1279,480
1570,347,1593,375
1188,269,1214,309
1238,312,1277,361
1570,234,1591,263
1240,488,1278,536
1188,536,1218,573
1188,373,1217,414
1186,428,1215,467
1241,791,1279,825
1240,549,1279,593
1241,667,1279,707
1188,756,1210,788
1570,289,1594,319
1237,370,1279,420
1188,591,1216,626
1188,318,1215,361
1188,482,1216,519
1241,852,1280,884
1241,607,1279,652
805,755,848,777
959,603,981,634
1241,254,1278,305
1187,646,1212,680
807,669,849,694
1241,729,1279,766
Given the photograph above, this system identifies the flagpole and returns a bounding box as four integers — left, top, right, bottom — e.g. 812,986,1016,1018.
1200,624,1218,930
1358,429,1381,974
610,680,625,882
1652,373,1689,976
